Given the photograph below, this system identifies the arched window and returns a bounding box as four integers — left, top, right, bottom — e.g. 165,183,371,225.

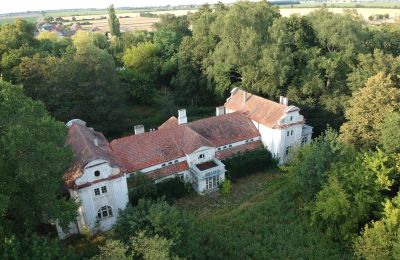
97,206,113,219
94,170,100,177
301,136,308,145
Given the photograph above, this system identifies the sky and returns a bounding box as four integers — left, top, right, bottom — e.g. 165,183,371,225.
0,0,240,14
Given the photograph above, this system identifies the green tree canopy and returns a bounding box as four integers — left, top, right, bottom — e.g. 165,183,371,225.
340,72,400,149
0,80,76,233
108,4,121,37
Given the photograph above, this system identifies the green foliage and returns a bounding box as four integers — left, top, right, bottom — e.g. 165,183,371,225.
381,112,400,153
108,4,121,37
114,199,199,258
130,231,179,260
1,234,78,260
195,172,350,259
92,239,131,260
219,179,232,198
223,148,276,180
309,149,398,241
0,80,77,233
123,42,159,75
283,129,353,199
128,173,190,206
340,72,400,149
354,193,400,259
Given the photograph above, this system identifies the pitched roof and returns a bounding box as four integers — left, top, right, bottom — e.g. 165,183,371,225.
64,123,125,189
146,161,189,180
187,112,260,147
110,124,212,173
224,89,292,128
158,116,178,130
216,141,262,160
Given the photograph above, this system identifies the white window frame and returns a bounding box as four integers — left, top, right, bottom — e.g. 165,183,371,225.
97,205,113,219
205,175,220,190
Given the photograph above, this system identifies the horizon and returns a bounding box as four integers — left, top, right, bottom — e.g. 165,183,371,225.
0,0,241,15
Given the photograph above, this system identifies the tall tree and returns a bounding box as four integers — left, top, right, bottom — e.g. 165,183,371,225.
340,72,400,149
108,4,121,37
0,80,77,233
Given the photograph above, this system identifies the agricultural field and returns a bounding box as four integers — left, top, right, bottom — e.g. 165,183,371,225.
60,10,194,32
280,7,400,22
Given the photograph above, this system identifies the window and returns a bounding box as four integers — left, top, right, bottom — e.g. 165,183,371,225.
174,160,178,163
301,136,308,145
217,147,221,151
94,188,100,196
250,139,254,141
198,154,205,159
245,140,249,143
285,146,291,156
287,131,290,137
162,163,166,167
97,205,113,219
223,146,227,149
229,144,232,148
94,170,100,177
168,161,173,165
290,116,293,121
206,175,220,190
101,186,107,194
291,130,294,136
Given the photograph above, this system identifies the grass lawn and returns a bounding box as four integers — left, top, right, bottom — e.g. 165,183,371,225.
176,170,351,259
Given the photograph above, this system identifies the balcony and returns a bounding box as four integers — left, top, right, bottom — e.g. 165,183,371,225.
190,159,225,179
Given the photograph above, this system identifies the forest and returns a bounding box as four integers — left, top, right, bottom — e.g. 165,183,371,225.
0,1,400,259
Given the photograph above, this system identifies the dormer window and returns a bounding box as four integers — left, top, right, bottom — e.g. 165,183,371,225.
94,170,100,177
198,154,205,159
162,163,166,167
174,160,178,163
168,161,173,165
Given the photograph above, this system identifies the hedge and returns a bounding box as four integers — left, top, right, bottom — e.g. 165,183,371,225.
128,173,190,206
223,148,277,180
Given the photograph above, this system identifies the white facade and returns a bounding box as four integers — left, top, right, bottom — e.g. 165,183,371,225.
225,93,312,163
57,159,128,238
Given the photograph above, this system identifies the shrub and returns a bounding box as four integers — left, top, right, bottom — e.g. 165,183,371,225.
223,148,277,180
219,179,232,197
128,173,190,206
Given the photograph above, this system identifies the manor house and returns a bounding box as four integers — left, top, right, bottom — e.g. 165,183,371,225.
56,88,313,238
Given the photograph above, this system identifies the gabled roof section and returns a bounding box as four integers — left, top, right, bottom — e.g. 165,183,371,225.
187,112,260,147
65,123,125,188
224,89,294,128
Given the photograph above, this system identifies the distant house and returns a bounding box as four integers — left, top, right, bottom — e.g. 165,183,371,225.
41,23,55,32
57,88,312,239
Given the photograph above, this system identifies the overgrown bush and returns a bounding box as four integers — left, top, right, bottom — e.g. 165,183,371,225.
219,179,232,197
128,173,190,206
223,148,277,180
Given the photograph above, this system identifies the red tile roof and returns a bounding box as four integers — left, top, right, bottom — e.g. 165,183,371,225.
110,124,212,173
224,89,291,128
65,123,125,189
146,161,189,180
187,112,260,147
158,116,178,130
216,141,263,160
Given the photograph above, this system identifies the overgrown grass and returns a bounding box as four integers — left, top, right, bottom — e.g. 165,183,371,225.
176,171,351,259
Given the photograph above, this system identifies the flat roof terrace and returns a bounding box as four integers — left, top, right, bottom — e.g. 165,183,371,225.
196,160,218,171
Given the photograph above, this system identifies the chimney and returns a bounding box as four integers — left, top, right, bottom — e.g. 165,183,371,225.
134,124,144,135
282,97,288,106
216,106,225,116
243,91,248,103
178,109,187,124
279,96,284,104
